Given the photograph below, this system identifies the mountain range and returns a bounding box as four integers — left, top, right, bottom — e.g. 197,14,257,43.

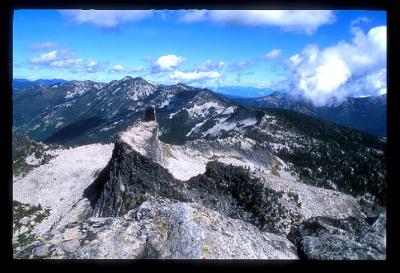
12,76,386,259
12,78,69,90
231,91,387,137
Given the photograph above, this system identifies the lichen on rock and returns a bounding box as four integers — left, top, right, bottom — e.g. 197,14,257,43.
16,200,299,259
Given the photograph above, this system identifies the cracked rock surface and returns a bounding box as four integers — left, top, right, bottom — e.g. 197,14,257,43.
13,120,386,260
17,199,298,259
288,213,386,260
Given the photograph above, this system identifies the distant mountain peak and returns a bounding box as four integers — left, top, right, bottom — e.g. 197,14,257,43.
118,76,159,87
121,76,147,83
269,91,286,98
174,82,192,90
122,76,134,81
68,79,94,85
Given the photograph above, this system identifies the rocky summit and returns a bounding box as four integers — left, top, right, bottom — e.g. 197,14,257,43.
19,200,299,259
12,78,386,259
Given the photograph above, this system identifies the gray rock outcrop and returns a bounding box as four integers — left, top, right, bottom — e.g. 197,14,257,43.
143,105,156,122
17,199,298,259
288,213,386,260
13,117,386,260
83,140,303,235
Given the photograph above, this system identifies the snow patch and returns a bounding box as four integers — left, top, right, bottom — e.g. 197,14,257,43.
221,106,236,115
186,118,210,137
25,153,40,165
186,101,226,118
203,117,237,137
55,121,64,129
31,124,40,130
100,126,112,132
169,110,180,119
158,94,174,108
162,137,272,181
238,118,257,127
126,81,157,101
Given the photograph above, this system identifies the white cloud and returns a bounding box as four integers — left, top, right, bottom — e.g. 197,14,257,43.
28,50,107,74
228,59,254,72
50,58,83,68
29,50,83,68
170,70,221,82
60,10,154,29
111,64,144,73
287,25,387,106
178,10,335,34
85,59,107,73
350,16,372,27
198,60,227,71
261,49,282,60
365,68,387,95
112,64,125,72
29,42,58,50
86,59,98,68
178,10,208,23
152,54,185,73
345,68,387,97
288,54,302,67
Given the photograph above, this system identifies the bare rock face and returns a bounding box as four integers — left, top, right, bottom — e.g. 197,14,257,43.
288,213,386,260
83,140,302,235
86,121,365,236
84,140,189,217
13,119,384,260
12,143,114,254
143,105,156,122
17,200,299,259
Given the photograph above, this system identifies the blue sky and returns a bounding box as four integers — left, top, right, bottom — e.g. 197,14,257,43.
13,10,386,104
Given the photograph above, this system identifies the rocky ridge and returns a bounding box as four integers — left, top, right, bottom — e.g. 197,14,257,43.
13,115,385,259
12,77,386,206
18,200,298,259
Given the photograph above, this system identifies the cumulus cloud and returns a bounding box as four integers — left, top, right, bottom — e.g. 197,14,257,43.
152,54,185,73
60,10,154,29
28,49,107,74
28,42,58,50
287,25,386,106
343,68,387,97
112,64,125,73
288,54,302,67
85,59,107,73
111,64,144,73
29,50,83,68
261,49,282,60
178,10,335,34
169,70,221,82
